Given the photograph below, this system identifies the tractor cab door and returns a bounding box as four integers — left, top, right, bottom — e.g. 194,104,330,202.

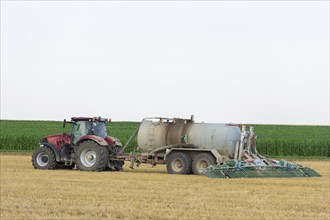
72,121,92,144
72,121,107,144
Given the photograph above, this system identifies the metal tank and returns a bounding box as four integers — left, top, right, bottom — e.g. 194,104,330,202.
137,117,241,158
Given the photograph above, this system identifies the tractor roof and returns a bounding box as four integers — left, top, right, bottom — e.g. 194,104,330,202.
71,117,111,122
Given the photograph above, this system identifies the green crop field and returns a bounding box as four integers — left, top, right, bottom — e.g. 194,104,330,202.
252,124,330,157
0,120,329,157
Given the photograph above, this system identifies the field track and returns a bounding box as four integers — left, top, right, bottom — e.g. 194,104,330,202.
1,154,329,219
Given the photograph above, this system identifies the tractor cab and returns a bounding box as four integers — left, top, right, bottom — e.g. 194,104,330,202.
64,117,110,145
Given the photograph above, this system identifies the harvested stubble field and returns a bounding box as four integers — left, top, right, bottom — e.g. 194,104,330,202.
0,154,329,220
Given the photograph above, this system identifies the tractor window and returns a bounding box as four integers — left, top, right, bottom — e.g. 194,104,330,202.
92,122,107,138
72,121,92,144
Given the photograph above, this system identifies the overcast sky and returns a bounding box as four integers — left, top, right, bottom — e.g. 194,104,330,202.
1,1,329,125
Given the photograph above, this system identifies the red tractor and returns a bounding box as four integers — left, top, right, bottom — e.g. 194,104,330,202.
32,117,124,171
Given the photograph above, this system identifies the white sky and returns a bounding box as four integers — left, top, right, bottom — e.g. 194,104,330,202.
0,1,329,125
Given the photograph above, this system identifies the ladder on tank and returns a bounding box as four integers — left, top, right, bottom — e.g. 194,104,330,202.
146,124,156,165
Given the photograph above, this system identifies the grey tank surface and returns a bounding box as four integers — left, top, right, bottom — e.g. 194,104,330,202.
137,118,241,158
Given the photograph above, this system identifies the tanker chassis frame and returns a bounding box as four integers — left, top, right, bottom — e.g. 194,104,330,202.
126,146,225,175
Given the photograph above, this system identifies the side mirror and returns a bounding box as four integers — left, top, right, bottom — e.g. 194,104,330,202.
63,119,66,128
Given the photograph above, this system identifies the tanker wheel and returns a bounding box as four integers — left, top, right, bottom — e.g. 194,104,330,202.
32,147,57,170
192,153,216,175
75,141,109,172
166,152,192,175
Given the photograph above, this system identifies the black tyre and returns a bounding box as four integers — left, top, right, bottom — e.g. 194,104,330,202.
75,141,109,172
192,153,216,175
166,152,192,175
32,147,57,169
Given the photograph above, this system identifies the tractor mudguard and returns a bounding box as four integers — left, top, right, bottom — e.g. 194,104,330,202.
40,143,61,162
76,135,108,146
105,136,122,147
105,136,116,146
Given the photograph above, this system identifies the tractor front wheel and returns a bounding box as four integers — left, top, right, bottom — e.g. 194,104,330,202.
75,141,109,172
32,147,57,169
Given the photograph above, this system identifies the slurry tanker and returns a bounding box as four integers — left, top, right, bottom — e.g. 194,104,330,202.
32,116,320,178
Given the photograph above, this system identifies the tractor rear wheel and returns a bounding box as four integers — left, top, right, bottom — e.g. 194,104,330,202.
32,147,57,169
75,141,109,172
192,153,216,175
166,152,192,175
